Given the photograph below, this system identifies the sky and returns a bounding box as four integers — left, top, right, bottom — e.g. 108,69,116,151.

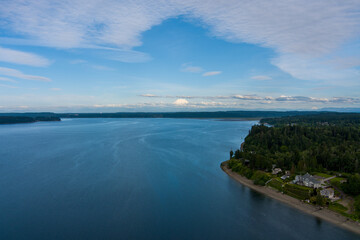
0,0,360,112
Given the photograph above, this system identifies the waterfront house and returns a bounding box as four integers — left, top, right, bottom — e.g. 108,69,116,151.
272,168,282,175
293,173,321,188
320,188,335,199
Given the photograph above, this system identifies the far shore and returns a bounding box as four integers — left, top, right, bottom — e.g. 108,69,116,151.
221,160,360,235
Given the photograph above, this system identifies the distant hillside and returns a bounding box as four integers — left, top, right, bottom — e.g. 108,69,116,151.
0,116,61,124
55,111,322,119
2,110,359,121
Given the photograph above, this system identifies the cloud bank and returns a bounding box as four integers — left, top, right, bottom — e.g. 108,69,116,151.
1,0,359,81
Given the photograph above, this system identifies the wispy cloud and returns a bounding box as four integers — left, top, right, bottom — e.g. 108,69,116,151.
70,59,114,71
251,75,272,80
139,93,360,104
181,63,204,73
0,84,18,89
203,71,222,77
0,46,50,67
0,76,17,83
0,67,51,82
70,59,87,64
105,49,152,63
91,65,114,71
139,94,160,98
50,88,61,91
271,54,360,85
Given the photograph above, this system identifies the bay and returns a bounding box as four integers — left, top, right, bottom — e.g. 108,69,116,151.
0,119,358,239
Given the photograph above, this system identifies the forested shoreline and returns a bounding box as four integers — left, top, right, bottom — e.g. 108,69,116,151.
228,113,360,220
0,116,61,124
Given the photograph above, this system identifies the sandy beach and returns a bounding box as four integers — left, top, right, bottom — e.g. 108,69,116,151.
221,161,360,235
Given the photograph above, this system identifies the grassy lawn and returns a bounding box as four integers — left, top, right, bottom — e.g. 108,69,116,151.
330,177,346,185
329,202,348,213
313,172,333,178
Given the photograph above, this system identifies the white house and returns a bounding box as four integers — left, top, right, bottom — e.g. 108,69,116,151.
272,168,282,175
293,173,321,188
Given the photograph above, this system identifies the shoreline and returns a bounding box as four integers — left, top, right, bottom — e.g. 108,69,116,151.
220,161,360,235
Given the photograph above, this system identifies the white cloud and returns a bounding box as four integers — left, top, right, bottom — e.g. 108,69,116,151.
251,75,272,80
140,93,360,104
233,95,262,100
106,50,152,63
140,94,160,97
272,54,360,85
91,65,114,71
0,84,18,89
0,67,51,82
181,64,203,73
173,98,189,106
50,88,61,91
1,0,360,80
203,71,222,77
0,46,50,67
0,76,17,83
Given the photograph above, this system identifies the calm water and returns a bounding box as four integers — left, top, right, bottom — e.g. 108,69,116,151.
0,118,358,240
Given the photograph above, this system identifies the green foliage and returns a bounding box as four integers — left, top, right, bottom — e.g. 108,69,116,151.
313,172,332,178
234,115,360,174
261,112,360,127
342,174,360,196
228,160,254,180
0,116,60,124
283,184,311,200
267,179,283,191
251,171,270,186
328,202,348,213
316,192,325,206
354,195,360,219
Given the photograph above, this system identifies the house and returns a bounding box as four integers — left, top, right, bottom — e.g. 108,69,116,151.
293,173,321,188
281,175,289,180
285,170,291,176
313,175,326,185
272,168,282,175
320,188,335,199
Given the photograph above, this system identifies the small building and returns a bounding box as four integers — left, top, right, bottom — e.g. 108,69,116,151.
285,170,291,176
339,179,347,184
293,173,321,188
281,175,289,180
320,188,335,199
272,168,282,175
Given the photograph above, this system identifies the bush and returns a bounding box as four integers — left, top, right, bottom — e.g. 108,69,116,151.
251,171,270,186
268,179,283,191
284,184,311,200
342,174,360,196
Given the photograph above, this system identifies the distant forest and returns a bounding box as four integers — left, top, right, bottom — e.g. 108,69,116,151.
0,110,332,120
0,116,61,124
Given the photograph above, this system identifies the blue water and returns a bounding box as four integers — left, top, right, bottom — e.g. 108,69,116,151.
0,118,358,239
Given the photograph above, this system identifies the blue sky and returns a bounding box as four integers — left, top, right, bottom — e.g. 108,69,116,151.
0,0,359,112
